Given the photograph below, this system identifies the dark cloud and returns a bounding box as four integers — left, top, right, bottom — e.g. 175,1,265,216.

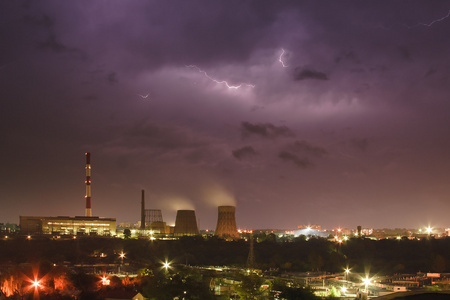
38,34,67,52
241,122,294,139
278,151,314,169
232,146,257,160
398,46,413,62
107,72,118,85
24,14,86,59
425,68,437,77
116,121,215,159
82,95,98,101
293,68,329,81
350,138,369,152
334,51,361,64
287,140,328,157
23,14,53,28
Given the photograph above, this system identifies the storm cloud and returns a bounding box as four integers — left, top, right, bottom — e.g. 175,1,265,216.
2,1,450,229
293,68,329,81
241,122,295,139
232,146,257,160
278,151,314,169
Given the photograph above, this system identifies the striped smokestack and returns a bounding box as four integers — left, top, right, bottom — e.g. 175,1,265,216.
141,190,145,229
85,152,92,217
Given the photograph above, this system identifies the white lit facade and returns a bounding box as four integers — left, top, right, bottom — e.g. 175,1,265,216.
20,216,116,236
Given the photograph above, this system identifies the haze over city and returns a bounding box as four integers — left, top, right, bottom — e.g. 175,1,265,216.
2,1,450,230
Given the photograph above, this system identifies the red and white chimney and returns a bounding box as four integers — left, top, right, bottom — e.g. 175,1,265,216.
85,152,92,217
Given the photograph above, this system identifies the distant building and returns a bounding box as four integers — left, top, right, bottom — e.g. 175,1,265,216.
0,223,19,234
294,228,328,238
20,216,116,236
361,228,373,236
298,224,321,231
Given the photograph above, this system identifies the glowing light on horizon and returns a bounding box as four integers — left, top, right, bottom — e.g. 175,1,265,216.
279,48,288,67
186,65,255,89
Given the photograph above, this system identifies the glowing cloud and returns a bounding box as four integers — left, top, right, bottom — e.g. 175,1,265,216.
163,195,195,211
202,183,236,207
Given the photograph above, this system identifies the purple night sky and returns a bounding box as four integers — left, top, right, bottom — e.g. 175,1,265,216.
1,1,450,230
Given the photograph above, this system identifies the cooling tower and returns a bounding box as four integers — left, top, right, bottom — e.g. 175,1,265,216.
174,210,199,236
215,206,238,239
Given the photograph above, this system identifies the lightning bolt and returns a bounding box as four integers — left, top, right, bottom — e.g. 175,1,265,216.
405,9,450,28
138,93,149,99
279,48,288,67
186,65,255,89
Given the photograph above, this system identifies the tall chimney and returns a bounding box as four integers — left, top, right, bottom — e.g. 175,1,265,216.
85,152,92,217
141,190,145,229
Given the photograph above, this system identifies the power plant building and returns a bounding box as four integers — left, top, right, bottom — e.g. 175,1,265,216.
19,152,116,237
20,216,116,236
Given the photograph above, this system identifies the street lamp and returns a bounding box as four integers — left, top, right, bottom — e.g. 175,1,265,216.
101,276,110,286
119,252,125,260
345,268,350,281
362,277,371,292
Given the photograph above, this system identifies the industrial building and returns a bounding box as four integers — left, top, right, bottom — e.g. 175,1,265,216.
20,216,116,236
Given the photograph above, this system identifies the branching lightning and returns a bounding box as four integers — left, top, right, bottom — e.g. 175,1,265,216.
405,9,450,28
186,65,255,89
279,48,288,67
138,93,149,99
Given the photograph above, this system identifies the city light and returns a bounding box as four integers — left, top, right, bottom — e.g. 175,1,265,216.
32,279,40,289
344,268,350,281
101,275,110,286
362,277,372,292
